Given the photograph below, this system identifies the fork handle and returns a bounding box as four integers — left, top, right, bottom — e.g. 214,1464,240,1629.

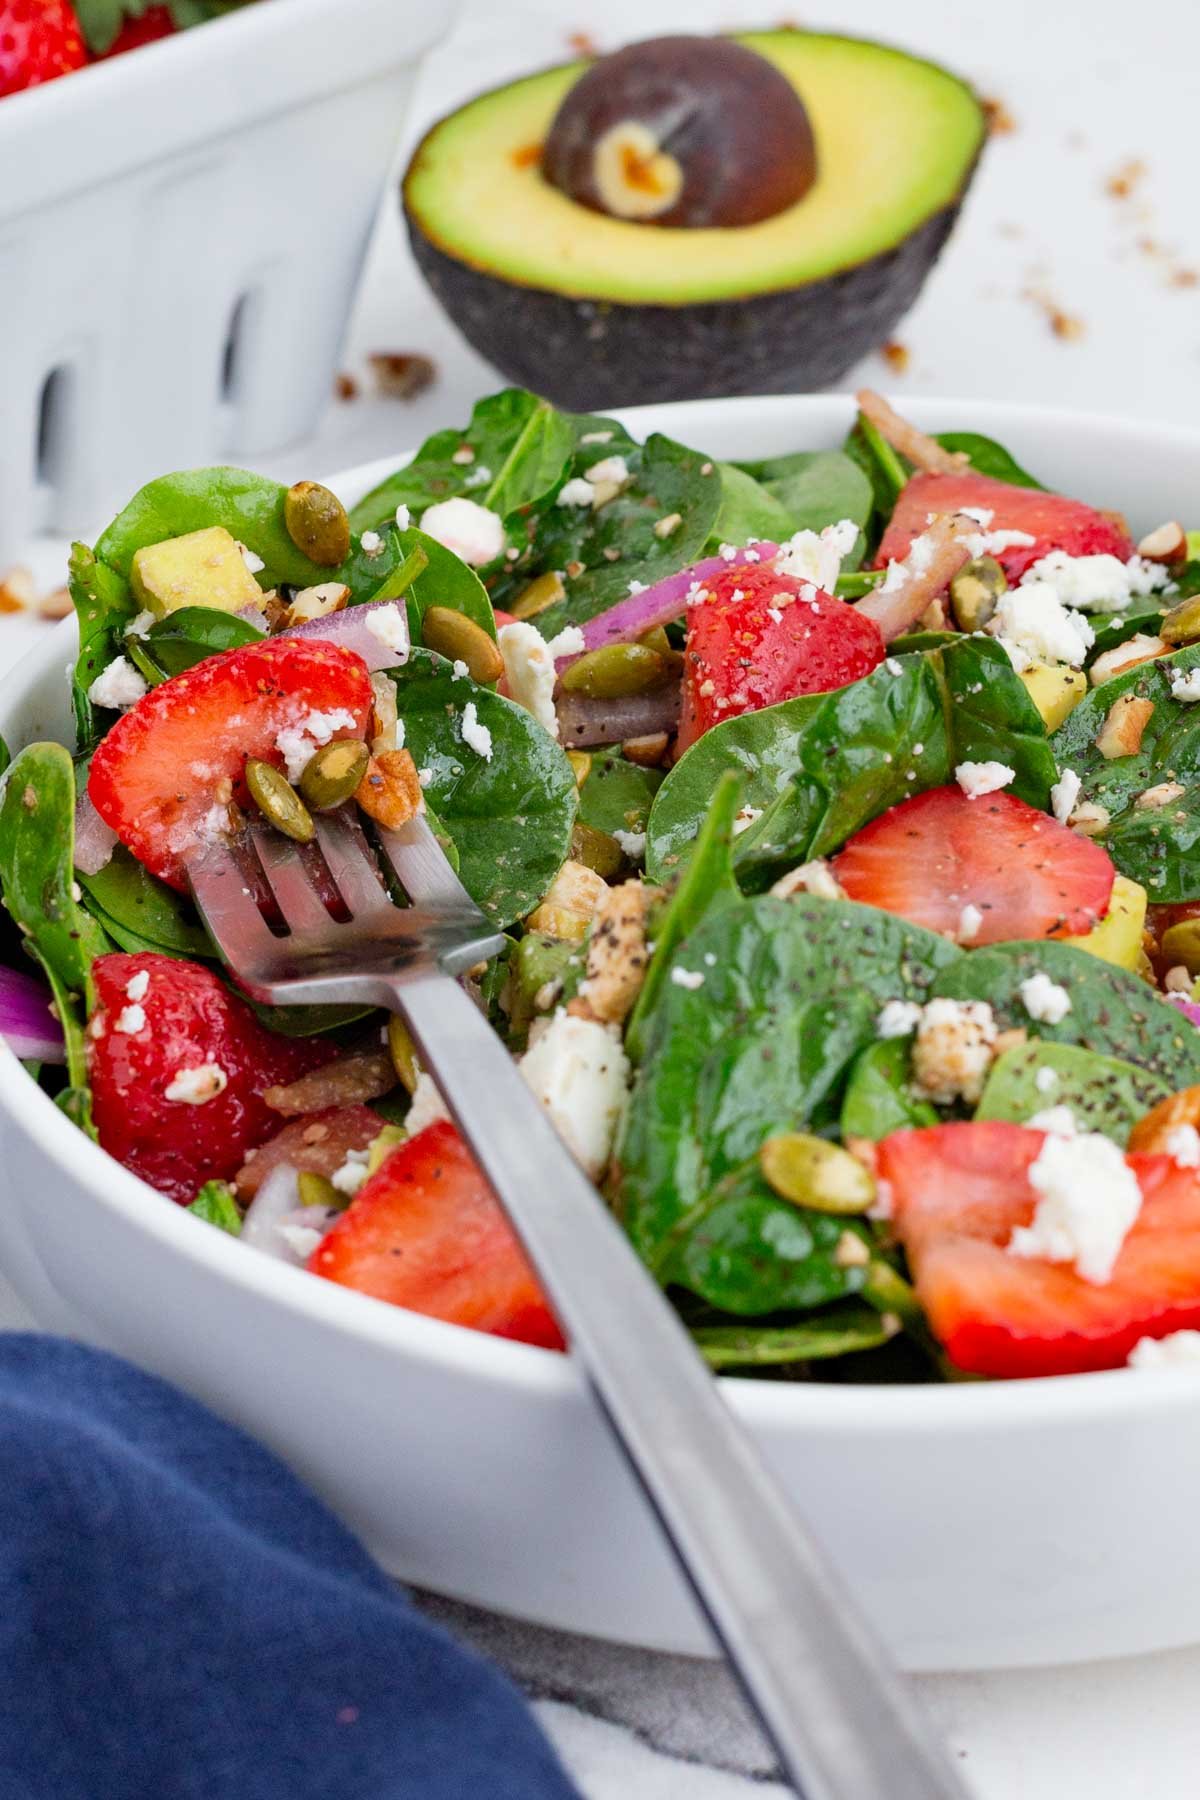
392,972,965,1800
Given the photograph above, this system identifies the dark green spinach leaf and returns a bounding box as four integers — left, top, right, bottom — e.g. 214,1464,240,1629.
577,749,663,837
77,846,212,960
839,1038,938,1141
975,1040,1170,1144
934,431,1045,489
0,743,110,992
692,1302,892,1368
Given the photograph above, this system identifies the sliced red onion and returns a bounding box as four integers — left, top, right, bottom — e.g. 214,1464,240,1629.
1165,994,1200,1029
74,789,118,876
556,684,681,747
855,516,976,643
240,1163,338,1265
560,545,781,663
278,599,410,673
0,966,66,1063
235,602,270,632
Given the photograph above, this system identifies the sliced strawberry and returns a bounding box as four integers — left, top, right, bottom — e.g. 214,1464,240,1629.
309,1119,563,1350
100,4,176,55
88,638,372,890
874,470,1134,584
89,953,334,1205
676,563,884,756
880,1120,1200,1376
0,0,86,95
831,785,1114,944
235,1105,383,1202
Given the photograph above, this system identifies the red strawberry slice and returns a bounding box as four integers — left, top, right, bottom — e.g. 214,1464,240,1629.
676,563,884,756
879,1120,1200,1376
235,1104,383,1201
88,638,373,890
89,952,335,1204
874,470,1134,584
309,1119,563,1350
0,0,86,95
100,4,176,56
831,785,1114,944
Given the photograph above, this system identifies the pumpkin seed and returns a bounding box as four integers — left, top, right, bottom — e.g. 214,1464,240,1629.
949,556,1007,633
1161,919,1200,975
758,1132,876,1214
298,738,369,811
560,642,673,700
421,606,505,683
511,570,565,620
567,750,592,787
622,733,670,767
570,819,624,880
1160,595,1200,646
245,759,315,843
284,481,351,566
298,1170,339,1210
387,1014,421,1093
367,1123,407,1176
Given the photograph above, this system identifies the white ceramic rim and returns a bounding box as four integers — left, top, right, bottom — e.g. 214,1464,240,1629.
4,390,1200,1439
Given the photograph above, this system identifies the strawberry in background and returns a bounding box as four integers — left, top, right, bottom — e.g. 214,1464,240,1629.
0,1,87,96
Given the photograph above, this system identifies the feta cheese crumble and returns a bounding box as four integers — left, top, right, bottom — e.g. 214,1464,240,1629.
989,582,1095,672
1021,550,1169,614
876,999,923,1039
1050,767,1082,825
557,478,594,507
364,602,410,661
460,701,493,760
518,1012,631,1179
770,859,844,901
88,656,148,710
164,1062,228,1104
958,902,984,941
1026,1104,1078,1137
274,709,358,783
1165,1124,1200,1168
955,760,1015,799
613,829,646,860
774,518,858,592
670,967,705,990
497,621,558,736
330,1147,371,1197
1008,1130,1141,1284
451,660,469,682
585,455,630,490
239,543,265,575
359,530,383,555
1034,1065,1060,1094
116,1004,146,1035
405,1071,449,1136
395,504,411,531
418,497,505,566
1019,971,1073,1024
1129,1331,1200,1369
912,998,997,1104
124,970,150,1004
1169,668,1200,703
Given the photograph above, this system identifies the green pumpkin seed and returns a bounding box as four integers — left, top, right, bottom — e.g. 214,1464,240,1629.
245,759,315,843
387,1014,421,1094
367,1123,407,1176
559,642,673,700
511,570,565,620
1161,919,1200,975
567,750,592,787
570,819,624,880
949,555,1007,633
758,1132,876,1214
298,739,369,811
421,606,505,684
284,481,351,567
1160,595,1200,646
298,1170,339,1210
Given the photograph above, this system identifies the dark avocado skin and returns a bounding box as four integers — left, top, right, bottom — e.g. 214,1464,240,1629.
403,169,977,409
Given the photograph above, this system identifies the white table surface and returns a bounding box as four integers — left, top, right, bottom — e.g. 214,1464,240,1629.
3,0,1200,1794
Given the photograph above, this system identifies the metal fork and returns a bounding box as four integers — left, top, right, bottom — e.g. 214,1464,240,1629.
186,812,966,1800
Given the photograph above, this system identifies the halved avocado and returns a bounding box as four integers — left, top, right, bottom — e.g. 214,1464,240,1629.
403,30,986,408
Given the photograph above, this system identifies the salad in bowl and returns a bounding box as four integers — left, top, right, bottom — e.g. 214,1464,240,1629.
5,384,1200,1389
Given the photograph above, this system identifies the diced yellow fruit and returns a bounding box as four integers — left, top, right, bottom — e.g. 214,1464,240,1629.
130,526,264,619
1018,662,1087,731
1064,875,1147,970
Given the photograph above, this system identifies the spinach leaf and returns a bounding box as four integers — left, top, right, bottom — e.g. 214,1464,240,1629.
618,896,959,1304
843,415,908,547
839,1038,938,1141
940,636,1058,807
69,542,133,746
188,1180,243,1234
0,736,10,778
625,771,742,1063
708,465,797,549
0,743,110,993
737,449,873,568
1050,643,1200,899
521,434,723,638
141,606,265,679
930,940,1200,1089
975,1040,1170,1144
389,650,576,926
577,749,663,837
400,526,496,641
77,846,212,960
934,431,1045,489
692,1302,892,1368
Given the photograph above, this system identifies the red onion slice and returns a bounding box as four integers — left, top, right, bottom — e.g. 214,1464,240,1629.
74,789,118,876
560,544,781,664
1165,994,1200,1029
0,966,66,1063
277,600,411,674
855,516,976,643
556,685,681,747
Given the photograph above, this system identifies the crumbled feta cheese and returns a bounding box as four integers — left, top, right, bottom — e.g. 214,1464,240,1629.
277,1223,326,1260
1129,1330,1200,1369
417,767,433,788
958,903,984,941
912,998,997,1104
360,530,383,555
462,464,492,490
670,967,705,990
1019,971,1073,1024
1009,1130,1141,1283
395,504,411,531
1050,767,1082,825
518,1012,631,1179
613,829,646,860
1034,1065,1059,1094
1170,667,1200,703
88,656,148,710
557,478,595,507
239,543,265,575
771,859,844,901
274,708,358,783
330,1147,371,1197
1165,1124,1200,1168
116,1004,146,1035
406,1071,449,1135
460,701,493,760
963,526,1038,558
586,455,630,490
876,999,923,1040
364,602,410,661
419,497,505,566
1021,550,1169,614
546,626,585,659
497,621,558,737
955,760,1015,799
125,970,150,1004
732,805,763,836
1026,1104,1078,1136
164,1062,228,1104
127,610,156,638
774,519,858,592
989,582,1095,672
451,659,469,682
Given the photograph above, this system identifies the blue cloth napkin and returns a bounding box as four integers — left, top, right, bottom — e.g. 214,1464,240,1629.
0,1334,580,1800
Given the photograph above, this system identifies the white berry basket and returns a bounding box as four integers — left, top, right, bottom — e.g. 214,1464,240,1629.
0,0,457,564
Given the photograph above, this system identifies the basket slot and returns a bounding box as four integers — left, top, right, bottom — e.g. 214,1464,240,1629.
36,363,77,492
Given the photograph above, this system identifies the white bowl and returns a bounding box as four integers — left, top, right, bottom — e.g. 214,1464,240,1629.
0,0,458,564
3,394,1200,1674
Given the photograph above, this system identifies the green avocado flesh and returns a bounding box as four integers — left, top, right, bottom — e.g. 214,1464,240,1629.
404,31,985,306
